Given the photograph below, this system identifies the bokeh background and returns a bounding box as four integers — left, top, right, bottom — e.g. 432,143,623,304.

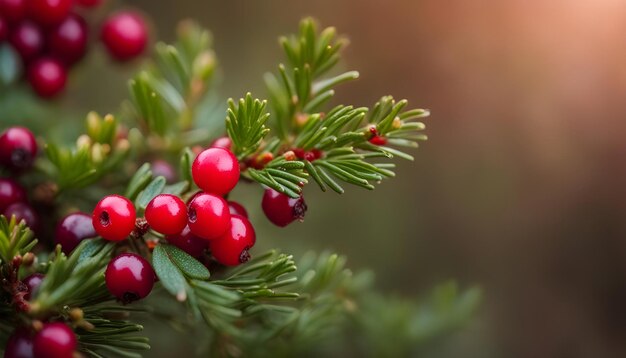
22,0,626,356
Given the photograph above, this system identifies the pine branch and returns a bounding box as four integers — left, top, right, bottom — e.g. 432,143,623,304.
0,215,37,264
225,93,270,158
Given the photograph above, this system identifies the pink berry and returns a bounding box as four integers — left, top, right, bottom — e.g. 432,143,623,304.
55,212,97,254
23,273,44,300
209,136,232,150
0,178,27,212
48,14,88,65
28,0,73,27
32,322,76,358
0,126,37,171
5,327,34,358
8,21,44,62
150,160,177,182
100,12,148,61
145,194,187,235
191,147,240,196
4,202,38,229
27,58,67,98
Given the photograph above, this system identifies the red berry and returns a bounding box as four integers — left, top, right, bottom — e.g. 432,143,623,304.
23,273,44,300
28,0,72,27
48,14,88,65
311,149,323,159
368,135,387,146
55,212,96,254
0,0,27,23
228,200,248,218
0,17,8,42
261,189,307,227
5,327,34,358
27,58,67,98
145,194,187,235
92,195,136,241
187,193,230,240
293,148,305,159
303,151,315,162
0,126,37,171
32,322,76,358
210,136,232,150
191,148,240,196
209,215,256,266
166,225,206,258
4,202,38,229
150,160,176,182
8,21,43,62
100,12,148,61
76,0,102,7
0,178,26,212
105,253,155,303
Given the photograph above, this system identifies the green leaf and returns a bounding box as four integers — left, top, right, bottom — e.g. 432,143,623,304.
135,176,166,210
152,245,188,301
161,244,210,280
124,163,153,200
179,148,194,184
162,181,189,196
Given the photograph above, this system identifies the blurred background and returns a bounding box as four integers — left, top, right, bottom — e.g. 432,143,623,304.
12,0,626,356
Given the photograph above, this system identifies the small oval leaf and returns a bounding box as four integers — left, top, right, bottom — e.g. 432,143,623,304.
162,244,210,280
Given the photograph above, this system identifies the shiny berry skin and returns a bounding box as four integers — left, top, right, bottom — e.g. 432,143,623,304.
105,253,155,303
23,273,44,300
0,17,8,42
32,322,76,358
261,189,307,227
210,136,232,150
150,160,176,182
55,212,96,254
8,21,43,62
228,201,248,218
0,178,26,212
0,0,27,23
145,194,187,235
166,225,206,258
5,327,34,358
92,195,136,241
191,147,240,196
100,12,148,61
76,0,102,7
0,126,37,171
210,215,256,266
28,0,72,27
368,135,387,146
187,193,230,240
27,58,67,98
4,202,38,229
48,14,88,65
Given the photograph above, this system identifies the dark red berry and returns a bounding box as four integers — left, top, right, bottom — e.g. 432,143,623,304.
0,17,8,42
28,0,72,27
145,194,187,235
100,12,148,61
368,135,387,146
310,149,323,159
32,322,76,358
55,212,96,254
209,215,256,266
210,136,232,150
27,58,67,98
0,178,26,212
191,147,240,196
23,273,44,300
261,189,307,227
293,148,305,159
76,0,102,7
105,253,155,303
187,193,230,240
228,200,248,218
5,327,34,358
303,151,315,162
150,160,176,182
4,202,38,229
92,195,136,241
8,21,43,62
48,14,88,65
166,225,207,258
0,0,27,23
0,126,37,171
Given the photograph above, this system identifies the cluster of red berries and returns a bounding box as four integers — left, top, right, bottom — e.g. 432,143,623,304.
0,0,148,98
5,322,76,358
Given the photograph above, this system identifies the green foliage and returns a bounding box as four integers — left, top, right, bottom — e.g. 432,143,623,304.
0,216,37,264
226,93,270,158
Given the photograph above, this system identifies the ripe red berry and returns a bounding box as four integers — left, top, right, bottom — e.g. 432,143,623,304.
5,327,34,358
228,200,248,218
105,253,155,303
27,58,67,98
76,0,102,7
0,17,8,42
4,202,38,229
191,147,240,196
28,0,72,27
48,14,88,65
92,195,136,241
166,225,207,258
0,126,37,171
0,178,26,212
32,322,76,358
261,189,307,227
100,12,148,61
0,0,27,23
209,215,256,266
55,212,97,254
150,160,176,182
145,194,187,235
368,135,387,146
23,273,44,300
8,21,43,62
210,136,232,150
187,193,230,240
